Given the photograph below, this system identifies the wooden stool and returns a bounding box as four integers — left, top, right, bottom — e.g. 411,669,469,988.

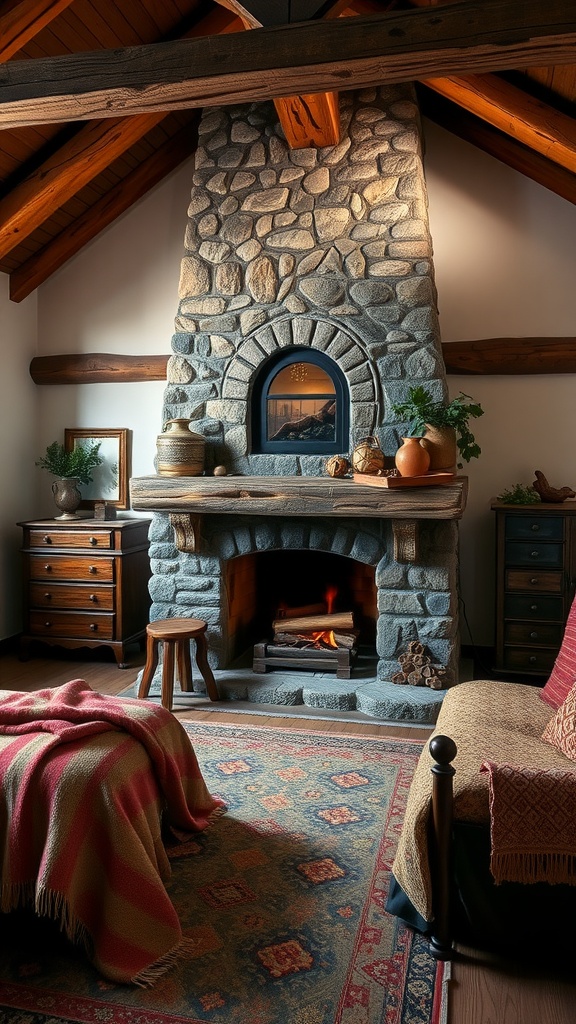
138,618,219,710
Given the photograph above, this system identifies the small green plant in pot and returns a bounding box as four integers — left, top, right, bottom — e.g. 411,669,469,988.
36,440,103,519
391,385,484,469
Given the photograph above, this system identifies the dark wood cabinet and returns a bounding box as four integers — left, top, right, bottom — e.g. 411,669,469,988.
492,501,576,677
19,517,152,668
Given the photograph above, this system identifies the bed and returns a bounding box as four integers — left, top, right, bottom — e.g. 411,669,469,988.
0,679,225,985
387,677,576,961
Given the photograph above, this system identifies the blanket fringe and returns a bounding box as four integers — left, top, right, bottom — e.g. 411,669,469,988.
491,851,576,886
131,938,198,988
1,880,36,914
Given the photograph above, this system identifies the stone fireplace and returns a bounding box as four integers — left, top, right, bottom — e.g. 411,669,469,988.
130,83,467,721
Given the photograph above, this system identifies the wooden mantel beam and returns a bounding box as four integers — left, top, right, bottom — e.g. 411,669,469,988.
28,338,576,385
0,1,575,129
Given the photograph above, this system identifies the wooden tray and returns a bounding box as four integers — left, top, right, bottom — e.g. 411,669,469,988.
353,472,456,488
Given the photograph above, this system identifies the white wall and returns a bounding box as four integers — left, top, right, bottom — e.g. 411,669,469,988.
3,115,576,649
423,119,576,647
34,160,196,517
0,276,38,638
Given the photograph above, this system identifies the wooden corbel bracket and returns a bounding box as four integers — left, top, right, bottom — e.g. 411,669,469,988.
392,520,419,564
169,513,202,553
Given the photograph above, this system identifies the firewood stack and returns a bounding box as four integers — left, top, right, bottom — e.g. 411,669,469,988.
391,640,447,690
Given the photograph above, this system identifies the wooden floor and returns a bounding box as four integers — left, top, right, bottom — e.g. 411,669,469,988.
2,645,576,1024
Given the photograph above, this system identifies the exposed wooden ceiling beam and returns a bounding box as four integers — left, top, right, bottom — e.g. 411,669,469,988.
424,73,576,174
0,1,575,128
419,86,576,205
9,121,199,303
0,7,240,263
0,0,76,61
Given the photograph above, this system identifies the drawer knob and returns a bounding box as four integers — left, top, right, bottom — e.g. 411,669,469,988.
44,592,51,600
43,535,52,544
89,537,97,546
530,577,539,585
44,564,52,572
530,550,540,558
531,604,538,611
88,565,97,574
89,594,97,602
529,656,537,664
531,524,540,532
89,623,98,631
44,621,51,628
530,631,539,639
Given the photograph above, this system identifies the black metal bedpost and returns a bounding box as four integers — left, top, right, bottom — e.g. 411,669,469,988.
428,734,457,960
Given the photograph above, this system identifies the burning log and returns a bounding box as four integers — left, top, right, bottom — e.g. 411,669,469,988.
273,629,358,649
275,602,326,621
272,611,354,634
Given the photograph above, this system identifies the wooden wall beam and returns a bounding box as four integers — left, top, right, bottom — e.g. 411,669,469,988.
1,1,575,129
29,338,576,384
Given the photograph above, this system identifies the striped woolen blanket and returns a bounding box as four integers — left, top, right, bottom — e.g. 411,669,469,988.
0,679,225,986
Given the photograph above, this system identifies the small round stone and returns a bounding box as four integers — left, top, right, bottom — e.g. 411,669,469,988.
214,465,227,476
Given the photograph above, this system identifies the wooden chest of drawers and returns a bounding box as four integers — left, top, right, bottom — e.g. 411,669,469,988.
19,518,152,668
492,501,576,677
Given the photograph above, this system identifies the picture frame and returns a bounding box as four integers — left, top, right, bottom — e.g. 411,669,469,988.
64,428,131,511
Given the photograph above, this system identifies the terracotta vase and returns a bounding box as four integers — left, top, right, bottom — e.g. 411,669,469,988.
420,424,457,473
51,476,82,520
156,418,205,477
394,437,431,478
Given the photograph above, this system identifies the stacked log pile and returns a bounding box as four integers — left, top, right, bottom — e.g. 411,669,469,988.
391,640,447,690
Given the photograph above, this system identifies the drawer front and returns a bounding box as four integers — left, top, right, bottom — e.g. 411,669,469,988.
503,594,564,621
504,515,563,541
505,569,564,594
504,622,564,646
504,541,563,567
29,610,114,640
29,529,113,550
29,554,115,582
502,647,557,674
30,582,114,611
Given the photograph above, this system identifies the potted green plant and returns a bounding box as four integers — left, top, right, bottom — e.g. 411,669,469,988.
391,385,484,469
36,440,103,519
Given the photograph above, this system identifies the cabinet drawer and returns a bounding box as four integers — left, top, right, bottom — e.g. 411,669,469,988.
30,582,114,611
502,647,557,674
505,569,564,594
504,622,564,646
29,529,113,550
29,610,114,640
503,594,563,621
504,541,563,567
29,555,114,582
504,515,563,541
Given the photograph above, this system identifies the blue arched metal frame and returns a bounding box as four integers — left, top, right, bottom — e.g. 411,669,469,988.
252,347,349,455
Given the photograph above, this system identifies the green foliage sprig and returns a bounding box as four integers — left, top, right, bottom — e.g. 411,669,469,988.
391,385,484,463
36,440,103,486
497,483,541,505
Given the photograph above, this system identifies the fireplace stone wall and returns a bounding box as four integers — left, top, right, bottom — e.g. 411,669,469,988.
142,83,463,713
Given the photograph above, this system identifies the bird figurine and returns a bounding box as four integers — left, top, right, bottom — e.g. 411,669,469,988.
532,470,576,503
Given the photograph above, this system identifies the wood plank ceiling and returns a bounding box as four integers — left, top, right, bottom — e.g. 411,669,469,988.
1,0,575,306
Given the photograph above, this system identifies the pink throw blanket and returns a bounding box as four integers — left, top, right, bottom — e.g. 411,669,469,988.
0,679,225,985
480,760,576,886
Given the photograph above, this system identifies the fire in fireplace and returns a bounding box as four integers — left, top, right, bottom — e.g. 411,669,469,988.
253,580,360,679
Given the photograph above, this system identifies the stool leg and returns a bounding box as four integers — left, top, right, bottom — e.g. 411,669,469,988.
138,634,158,699
193,632,219,701
177,639,194,693
161,640,175,711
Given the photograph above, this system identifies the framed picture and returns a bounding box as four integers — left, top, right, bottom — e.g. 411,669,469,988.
64,428,131,510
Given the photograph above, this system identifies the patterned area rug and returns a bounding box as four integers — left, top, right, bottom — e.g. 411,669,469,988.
0,722,444,1024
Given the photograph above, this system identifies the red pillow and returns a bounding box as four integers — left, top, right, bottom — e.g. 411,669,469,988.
540,594,576,709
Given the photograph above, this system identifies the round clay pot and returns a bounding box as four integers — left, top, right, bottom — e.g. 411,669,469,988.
394,437,431,478
420,424,457,472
